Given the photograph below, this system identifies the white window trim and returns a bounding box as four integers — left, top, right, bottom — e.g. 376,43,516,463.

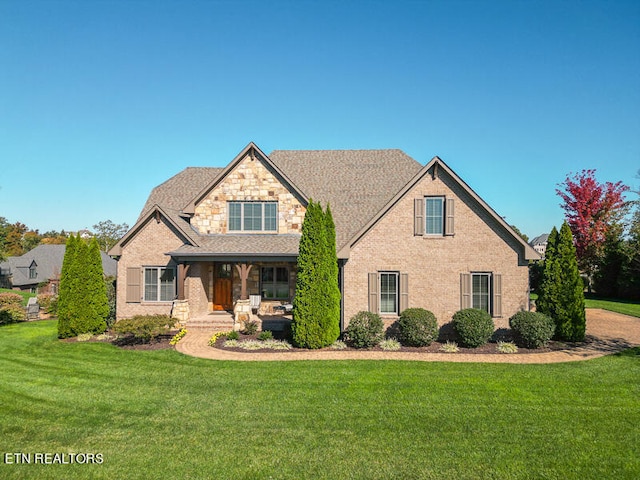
228,201,278,232
379,271,399,315
143,266,176,303
425,196,445,236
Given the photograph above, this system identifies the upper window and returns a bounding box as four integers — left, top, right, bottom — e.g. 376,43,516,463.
228,201,277,232
29,265,37,279
425,197,444,235
144,267,176,302
379,272,399,315
472,273,491,313
261,266,289,299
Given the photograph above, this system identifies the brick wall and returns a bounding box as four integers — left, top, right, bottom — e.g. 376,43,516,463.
343,167,530,330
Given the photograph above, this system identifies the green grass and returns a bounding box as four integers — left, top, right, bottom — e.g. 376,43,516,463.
1,321,639,479
0,288,36,306
584,295,640,318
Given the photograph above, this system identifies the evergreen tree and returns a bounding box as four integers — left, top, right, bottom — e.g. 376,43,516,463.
321,203,341,345
554,222,586,341
593,223,626,298
85,238,108,334
57,234,78,338
536,227,559,320
69,238,91,336
292,200,327,349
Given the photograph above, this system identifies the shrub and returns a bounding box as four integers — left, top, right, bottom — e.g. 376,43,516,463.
397,308,438,347
208,331,232,346
497,341,518,354
77,333,93,342
452,308,494,348
0,292,23,308
0,305,26,324
439,341,459,353
37,294,58,315
330,340,347,350
113,315,176,342
379,338,401,351
344,311,384,348
258,330,273,341
243,320,258,335
226,330,240,341
509,311,555,349
170,328,187,345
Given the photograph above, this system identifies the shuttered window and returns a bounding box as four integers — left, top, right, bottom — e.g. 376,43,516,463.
460,272,502,317
415,197,454,236
126,267,141,303
143,267,176,302
369,272,408,315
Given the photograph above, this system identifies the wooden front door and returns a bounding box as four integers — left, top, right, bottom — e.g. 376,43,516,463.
212,263,233,311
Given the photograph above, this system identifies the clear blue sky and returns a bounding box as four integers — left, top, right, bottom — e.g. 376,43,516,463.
1,0,638,240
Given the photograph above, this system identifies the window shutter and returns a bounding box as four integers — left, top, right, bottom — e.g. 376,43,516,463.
399,273,409,313
460,273,471,309
445,198,455,236
414,198,424,236
126,267,141,303
493,273,502,317
368,272,378,313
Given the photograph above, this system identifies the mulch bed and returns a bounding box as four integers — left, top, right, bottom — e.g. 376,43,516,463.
62,331,176,351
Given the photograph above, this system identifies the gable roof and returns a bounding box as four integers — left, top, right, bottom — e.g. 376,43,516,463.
268,149,422,250
0,244,117,286
335,156,539,261
530,233,549,246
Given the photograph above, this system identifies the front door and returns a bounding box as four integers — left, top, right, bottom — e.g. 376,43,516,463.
212,263,233,311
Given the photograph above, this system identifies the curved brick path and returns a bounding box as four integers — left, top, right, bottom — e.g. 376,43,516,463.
176,309,639,363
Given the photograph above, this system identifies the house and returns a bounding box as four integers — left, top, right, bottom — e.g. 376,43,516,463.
530,234,549,258
109,142,539,332
0,244,117,294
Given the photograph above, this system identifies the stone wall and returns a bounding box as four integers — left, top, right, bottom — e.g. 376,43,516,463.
192,153,306,234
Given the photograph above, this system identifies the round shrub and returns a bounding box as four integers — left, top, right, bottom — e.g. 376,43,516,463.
0,292,23,308
452,308,494,348
397,308,439,346
0,305,27,324
344,311,384,348
509,311,555,349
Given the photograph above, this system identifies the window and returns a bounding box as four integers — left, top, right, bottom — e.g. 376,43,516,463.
228,201,278,232
144,267,176,302
261,266,289,299
379,272,399,315
472,273,491,313
29,265,37,279
425,197,444,235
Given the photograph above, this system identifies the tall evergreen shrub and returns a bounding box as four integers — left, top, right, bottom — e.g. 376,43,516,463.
537,223,585,341
57,234,77,338
85,238,108,334
321,203,341,345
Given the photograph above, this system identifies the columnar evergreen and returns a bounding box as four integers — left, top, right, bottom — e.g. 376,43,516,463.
57,234,78,338
291,200,341,348
57,235,107,338
537,223,585,342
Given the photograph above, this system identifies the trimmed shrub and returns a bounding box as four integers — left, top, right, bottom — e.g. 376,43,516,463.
397,308,438,347
509,311,555,349
344,311,384,348
0,292,24,308
258,330,273,341
113,315,176,342
37,294,58,315
452,308,494,348
226,330,240,341
0,304,26,324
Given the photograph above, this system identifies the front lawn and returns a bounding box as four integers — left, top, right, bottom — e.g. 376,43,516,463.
584,295,640,318
1,320,638,479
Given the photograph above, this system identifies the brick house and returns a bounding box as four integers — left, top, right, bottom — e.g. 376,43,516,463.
109,142,539,331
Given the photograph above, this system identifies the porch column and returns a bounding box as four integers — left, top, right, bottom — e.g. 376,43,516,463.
234,264,253,300
177,263,190,300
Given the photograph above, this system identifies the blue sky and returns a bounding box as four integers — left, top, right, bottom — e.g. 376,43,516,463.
1,0,638,239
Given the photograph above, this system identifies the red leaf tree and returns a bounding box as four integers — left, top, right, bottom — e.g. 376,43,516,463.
556,169,629,278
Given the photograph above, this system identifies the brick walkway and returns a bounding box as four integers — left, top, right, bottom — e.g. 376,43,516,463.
175,309,640,363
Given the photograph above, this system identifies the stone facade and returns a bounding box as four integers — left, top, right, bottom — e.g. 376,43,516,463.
342,167,530,331
192,153,306,234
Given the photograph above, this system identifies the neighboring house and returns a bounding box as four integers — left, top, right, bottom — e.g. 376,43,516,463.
530,234,549,258
0,244,117,294
109,142,539,331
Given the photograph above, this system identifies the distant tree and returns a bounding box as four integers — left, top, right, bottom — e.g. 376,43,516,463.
21,230,41,252
4,222,27,256
41,230,68,245
557,170,629,283
593,223,627,297
510,224,529,243
92,220,129,252
537,223,585,342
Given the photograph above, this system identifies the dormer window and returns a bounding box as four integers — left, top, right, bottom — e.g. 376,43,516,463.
228,201,278,232
29,263,37,279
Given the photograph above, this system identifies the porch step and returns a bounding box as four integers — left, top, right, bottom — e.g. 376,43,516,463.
186,313,235,331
